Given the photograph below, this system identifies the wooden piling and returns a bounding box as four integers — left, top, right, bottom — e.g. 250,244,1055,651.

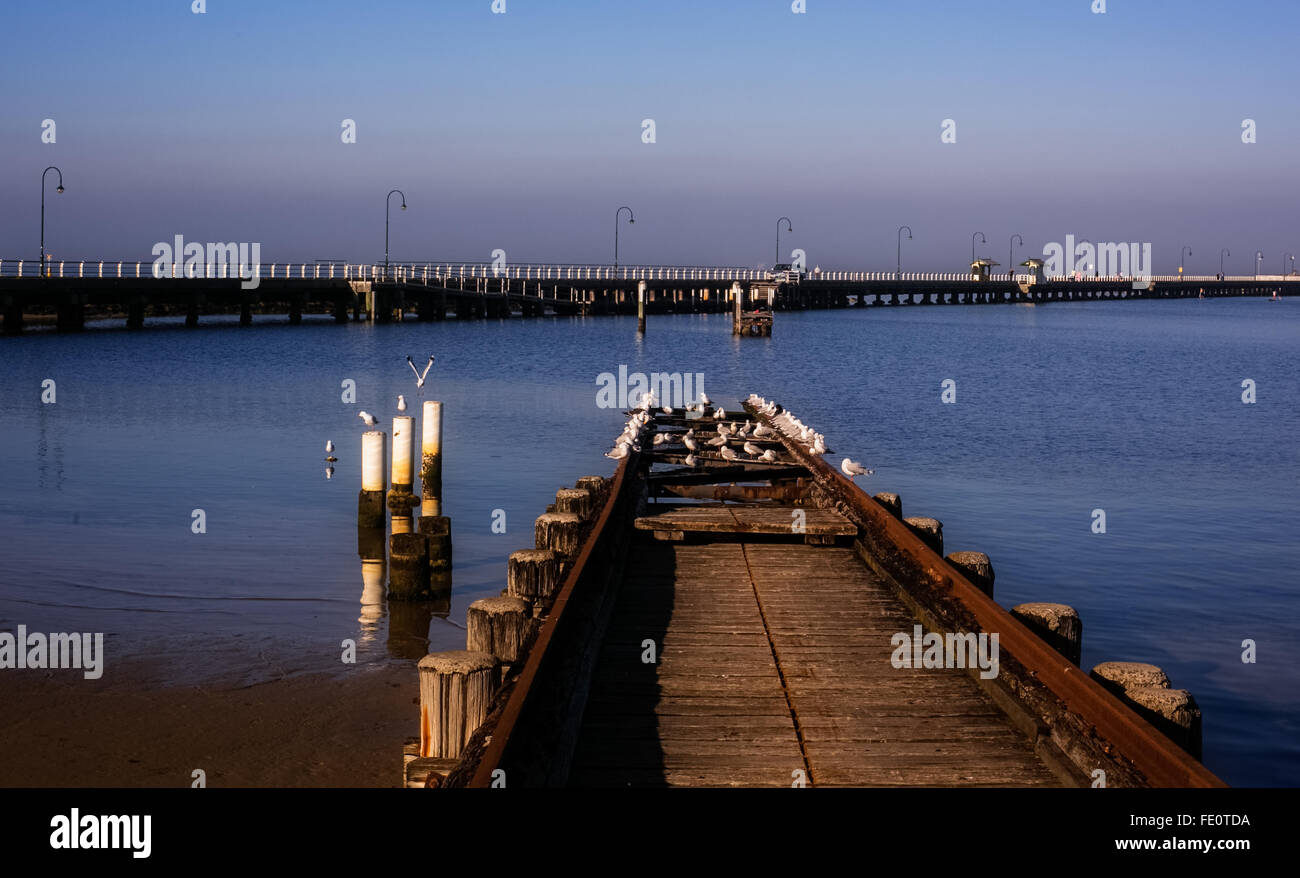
389,532,431,600
874,492,902,518
535,512,583,557
555,487,594,520
904,516,943,555
357,430,387,529
418,650,498,759
731,281,743,335
1011,602,1082,666
946,551,994,598
421,401,443,500
1090,662,1202,759
507,549,562,608
466,596,531,665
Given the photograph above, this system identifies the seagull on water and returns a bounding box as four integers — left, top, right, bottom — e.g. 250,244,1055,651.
841,458,874,479
407,355,435,389
358,411,379,426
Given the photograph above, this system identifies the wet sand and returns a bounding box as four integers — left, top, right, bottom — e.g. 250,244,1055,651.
0,660,416,787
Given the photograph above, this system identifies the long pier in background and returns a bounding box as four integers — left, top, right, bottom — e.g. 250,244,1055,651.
2,258,1295,333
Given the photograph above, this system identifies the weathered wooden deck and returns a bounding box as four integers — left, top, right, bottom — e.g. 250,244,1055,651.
572,524,1060,787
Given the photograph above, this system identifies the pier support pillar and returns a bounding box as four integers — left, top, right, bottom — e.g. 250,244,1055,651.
3,304,23,334
466,596,532,666
389,532,431,600
56,301,84,331
418,651,498,759
507,549,562,609
945,551,994,598
637,280,646,334
126,302,145,330
358,430,388,529
1090,661,1202,759
239,300,252,326
873,493,901,518
904,516,942,554
1011,603,1082,666
536,512,583,559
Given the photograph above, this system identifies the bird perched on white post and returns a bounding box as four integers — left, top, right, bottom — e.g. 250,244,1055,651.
841,458,874,479
397,395,407,413
406,355,435,389
358,411,379,426
325,440,337,462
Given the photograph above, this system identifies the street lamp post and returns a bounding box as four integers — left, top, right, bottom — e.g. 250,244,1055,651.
40,166,65,279
1220,248,1230,278
384,188,407,281
776,217,792,267
614,206,635,270
896,225,912,279
1009,234,1023,281
971,231,986,267
1284,253,1295,276
1180,246,1192,277
1255,250,1263,278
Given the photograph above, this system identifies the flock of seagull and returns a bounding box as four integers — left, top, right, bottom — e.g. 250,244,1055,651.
602,391,875,481
322,354,437,480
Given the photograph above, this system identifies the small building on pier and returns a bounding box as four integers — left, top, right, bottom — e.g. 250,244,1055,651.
1021,258,1046,284
969,258,1000,282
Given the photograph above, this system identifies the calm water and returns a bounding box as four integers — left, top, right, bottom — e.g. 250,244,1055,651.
1,299,1297,786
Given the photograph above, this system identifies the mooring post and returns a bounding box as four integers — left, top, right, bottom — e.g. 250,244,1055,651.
535,512,583,558
1011,602,1082,666
358,430,387,529
507,549,561,610
388,415,417,508
904,516,943,555
555,487,594,521
731,281,743,335
466,596,532,666
637,279,646,334
418,651,498,759
419,511,453,579
874,492,902,518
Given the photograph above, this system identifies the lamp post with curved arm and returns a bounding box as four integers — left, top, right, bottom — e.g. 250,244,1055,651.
971,231,986,267
385,188,406,281
614,206,635,270
1220,248,1230,278
776,217,792,268
1009,234,1023,281
40,166,65,279
1180,245,1192,277
1255,250,1263,278
896,225,912,279
1285,253,1296,277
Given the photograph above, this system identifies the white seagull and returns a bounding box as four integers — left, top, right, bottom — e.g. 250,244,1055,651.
761,449,777,462
325,440,337,462
719,446,737,461
407,355,435,389
358,411,379,426
841,458,874,479
684,453,697,467
743,441,762,457
606,444,630,460
397,394,407,413
683,435,698,452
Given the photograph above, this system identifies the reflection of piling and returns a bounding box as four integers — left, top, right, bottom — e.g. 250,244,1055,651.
388,415,417,509
358,527,387,638
421,401,443,502
389,532,431,600
466,596,531,667
387,601,435,661
418,651,498,759
357,431,387,529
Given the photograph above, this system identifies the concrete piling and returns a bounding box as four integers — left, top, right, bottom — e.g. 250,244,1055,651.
1090,661,1202,759
357,430,387,529
637,280,646,334
388,415,417,508
418,650,498,759
421,401,443,502
1011,602,1083,666
946,551,995,598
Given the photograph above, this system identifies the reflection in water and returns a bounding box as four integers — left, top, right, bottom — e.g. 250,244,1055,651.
357,526,386,643
36,406,65,492
387,600,434,659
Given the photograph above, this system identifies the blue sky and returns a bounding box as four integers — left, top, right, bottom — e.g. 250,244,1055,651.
1,0,1297,272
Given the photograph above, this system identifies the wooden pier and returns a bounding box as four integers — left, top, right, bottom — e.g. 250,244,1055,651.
2,258,1295,334
407,396,1224,789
